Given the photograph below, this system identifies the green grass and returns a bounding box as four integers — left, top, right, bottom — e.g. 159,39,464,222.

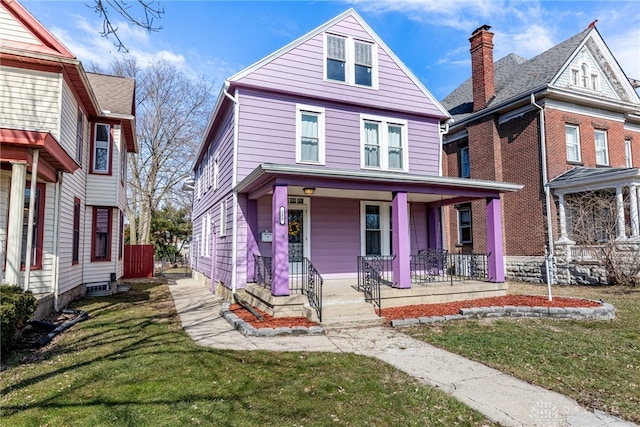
1,282,493,427
404,283,640,423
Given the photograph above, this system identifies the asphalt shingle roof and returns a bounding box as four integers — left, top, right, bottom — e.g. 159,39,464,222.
442,28,591,122
86,72,135,116
550,166,635,183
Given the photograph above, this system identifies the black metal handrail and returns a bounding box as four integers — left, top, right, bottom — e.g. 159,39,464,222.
410,249,488,285
357,255,396,316
290,258,323,322
253,254,272,290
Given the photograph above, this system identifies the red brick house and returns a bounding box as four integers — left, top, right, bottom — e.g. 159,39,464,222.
442,24,640,284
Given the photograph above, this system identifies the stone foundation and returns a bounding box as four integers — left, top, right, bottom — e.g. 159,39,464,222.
505,256,547,283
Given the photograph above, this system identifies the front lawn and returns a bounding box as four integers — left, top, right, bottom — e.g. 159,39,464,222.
404,283,640,423
0,281,493,427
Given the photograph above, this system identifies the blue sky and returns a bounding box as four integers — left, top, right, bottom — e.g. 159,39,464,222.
22,0,640,100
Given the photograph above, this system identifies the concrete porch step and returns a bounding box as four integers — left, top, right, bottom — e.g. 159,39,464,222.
321,313,385,329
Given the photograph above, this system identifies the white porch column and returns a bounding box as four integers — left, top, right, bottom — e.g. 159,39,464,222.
5,162,27,286
615,186,626,240
557,193,571,242
630,185,639,239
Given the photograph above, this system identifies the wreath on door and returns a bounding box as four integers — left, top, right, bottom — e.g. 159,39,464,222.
288,219,301,236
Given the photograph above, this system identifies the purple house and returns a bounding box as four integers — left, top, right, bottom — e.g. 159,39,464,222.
189,10,521,324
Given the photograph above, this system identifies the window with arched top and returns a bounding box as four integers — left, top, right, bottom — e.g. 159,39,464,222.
581,63,589,88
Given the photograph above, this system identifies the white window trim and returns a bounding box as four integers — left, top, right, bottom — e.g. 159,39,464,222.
625,139,633,168
213,154,219,190
200,216,206,256
92,123,111,174
359,201,411,256
295,104,326,165
565,124,581,163
323,32,379,89
360,114,409,172
594,129,609,166
205,212,211,257
219,199,227,237
457,206,472,244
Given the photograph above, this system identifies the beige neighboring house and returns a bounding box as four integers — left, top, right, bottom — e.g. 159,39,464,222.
0,0,137,317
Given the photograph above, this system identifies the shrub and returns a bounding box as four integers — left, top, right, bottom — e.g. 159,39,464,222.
1,285,37,357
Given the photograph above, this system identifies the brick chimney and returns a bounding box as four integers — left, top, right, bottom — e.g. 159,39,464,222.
469,25,495,112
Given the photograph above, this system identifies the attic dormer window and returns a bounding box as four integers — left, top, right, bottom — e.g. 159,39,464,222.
325,33,377,88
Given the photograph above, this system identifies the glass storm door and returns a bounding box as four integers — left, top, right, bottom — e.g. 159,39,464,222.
288,209,304,272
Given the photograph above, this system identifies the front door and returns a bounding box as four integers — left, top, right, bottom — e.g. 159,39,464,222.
288,197,309,274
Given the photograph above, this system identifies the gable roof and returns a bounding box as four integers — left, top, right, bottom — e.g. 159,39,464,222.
442,26,639,124
0,0,73,58
227,9,448,117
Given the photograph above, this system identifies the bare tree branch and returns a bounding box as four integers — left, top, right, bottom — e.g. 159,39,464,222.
88,0,164,52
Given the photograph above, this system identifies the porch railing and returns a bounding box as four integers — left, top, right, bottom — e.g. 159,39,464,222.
290,258,323,322
253,255,323,322
410,249,488,285
357,255,396,316
253,254,272,290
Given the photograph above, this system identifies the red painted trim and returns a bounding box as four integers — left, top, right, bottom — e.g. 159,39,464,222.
118,210,124,260
0,127,80,174
89,122,113,175
91,207,113,262
72,197,81,265
2,0,74,58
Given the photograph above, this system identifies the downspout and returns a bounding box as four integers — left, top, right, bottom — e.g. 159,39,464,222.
437,120,452,250
52,172,63,311
224,84,240,294
24,149,40,291
530,94,554,301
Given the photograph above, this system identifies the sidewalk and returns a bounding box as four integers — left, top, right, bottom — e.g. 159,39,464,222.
168,277,635,427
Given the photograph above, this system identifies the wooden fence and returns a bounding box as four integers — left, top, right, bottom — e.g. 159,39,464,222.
123,244,155,278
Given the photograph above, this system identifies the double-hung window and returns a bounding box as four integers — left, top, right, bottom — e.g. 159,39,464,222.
361,202,401,256
325,33,377,88
457,206,472,244
213,154,219,190
460,146,470,178
326,34,346,82
625,140,633,167
72,198,81,264
296,105,325,164
354,40,373,86
92,207,112,261
92,123,111,174
565,124,581,163
594,129,609,165
361,115,408,171
220,199,227,237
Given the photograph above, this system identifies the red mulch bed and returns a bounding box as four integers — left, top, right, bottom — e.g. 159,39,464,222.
381,295,601,321
229,295,600,328
229,304,319,329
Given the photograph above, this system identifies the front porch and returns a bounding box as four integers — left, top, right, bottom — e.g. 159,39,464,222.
240,276,507,326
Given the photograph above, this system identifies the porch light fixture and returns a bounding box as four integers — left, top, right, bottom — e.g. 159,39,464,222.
303,187,316,195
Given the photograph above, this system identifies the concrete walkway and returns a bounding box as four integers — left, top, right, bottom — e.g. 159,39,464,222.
168,277,636,427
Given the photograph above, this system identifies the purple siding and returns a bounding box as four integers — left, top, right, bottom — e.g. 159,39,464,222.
310,198,362,274
236,89,441,183
250,195,430,277
235,15,444,118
